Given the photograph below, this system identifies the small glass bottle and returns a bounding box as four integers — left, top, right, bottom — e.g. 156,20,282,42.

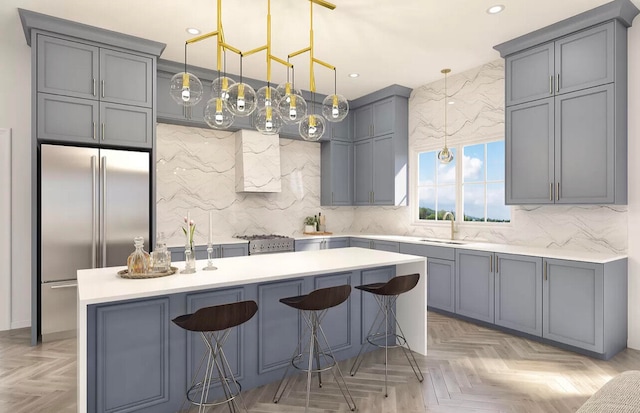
151,232,171,272
127,236,150,275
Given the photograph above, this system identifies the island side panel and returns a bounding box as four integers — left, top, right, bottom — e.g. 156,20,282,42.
396,260,428,355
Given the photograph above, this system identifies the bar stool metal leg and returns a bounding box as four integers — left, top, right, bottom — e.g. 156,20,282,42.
350,292,424,397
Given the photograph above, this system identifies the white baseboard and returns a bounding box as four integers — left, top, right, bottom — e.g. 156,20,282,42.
11,320,30,329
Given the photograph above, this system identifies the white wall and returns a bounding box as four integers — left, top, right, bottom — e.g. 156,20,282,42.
0,1,32,330
626,18,640,350
0,129,12,331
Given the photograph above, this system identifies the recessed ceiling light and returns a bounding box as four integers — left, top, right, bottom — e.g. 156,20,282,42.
487,4,505,14
349,73,359,78
186,27,201,35
448,101,455,105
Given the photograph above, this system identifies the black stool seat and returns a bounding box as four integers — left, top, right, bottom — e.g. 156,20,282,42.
279,284,351,311
355,273,419,296
172,300,258,332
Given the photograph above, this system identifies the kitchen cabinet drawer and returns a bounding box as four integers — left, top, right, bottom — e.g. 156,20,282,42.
221,243,248,257
350,238,399,253
399,242,455,261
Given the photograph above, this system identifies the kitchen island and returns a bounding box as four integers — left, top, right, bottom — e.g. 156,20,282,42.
77,247,426,413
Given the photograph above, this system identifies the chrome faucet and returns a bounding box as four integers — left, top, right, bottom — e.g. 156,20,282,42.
442,211,455,240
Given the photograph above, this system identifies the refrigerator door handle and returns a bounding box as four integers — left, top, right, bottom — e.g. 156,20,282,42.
49,282,78,289
91,156,97,268
101,155,107,268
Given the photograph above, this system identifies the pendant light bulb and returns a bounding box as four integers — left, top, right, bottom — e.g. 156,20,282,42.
170,72,203,107
254,106,283,135
322,94,348,122
439,68,454,164
226,82,257,117
276,82,307,125
204,97,235,129
256,86,282,112
211,76,236,102
299,114,326,141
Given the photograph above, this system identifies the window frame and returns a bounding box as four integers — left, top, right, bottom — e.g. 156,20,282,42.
411,135,512,227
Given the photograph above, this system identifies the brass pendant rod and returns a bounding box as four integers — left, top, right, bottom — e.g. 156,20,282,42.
310,0,336,10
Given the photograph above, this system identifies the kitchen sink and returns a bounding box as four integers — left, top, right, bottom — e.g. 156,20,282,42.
419,238,467,245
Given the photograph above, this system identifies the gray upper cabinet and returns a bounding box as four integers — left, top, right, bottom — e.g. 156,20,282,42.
494,254,542,337
37,35,152,109
321,140,352,206
455,249,494,323
35,33,156,148
505,23,614,106
354,134,402,206
505,98,555,204
555,85,614,203
505,43,554,106
353,98,394,141
37,35,99,100
354,139,373,205
498,17,630,205
100,48,153,108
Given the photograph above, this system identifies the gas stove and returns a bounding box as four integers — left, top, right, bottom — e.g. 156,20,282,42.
235,234,295,255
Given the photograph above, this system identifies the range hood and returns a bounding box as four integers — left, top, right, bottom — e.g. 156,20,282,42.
235,129,282,193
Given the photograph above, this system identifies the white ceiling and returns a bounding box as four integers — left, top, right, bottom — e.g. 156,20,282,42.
14,0,640,100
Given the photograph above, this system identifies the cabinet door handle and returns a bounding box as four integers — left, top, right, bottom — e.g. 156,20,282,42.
101,80,105,98
556,74,560,92
549,75,553,95
544,261,548,281
496,256,499,273
92,121,96,140
489,255,493,272
92,78,96,97
549,182,553,201
331,192,334,205
220,246,224,258
101,123,105,140
556,182,560,201
371,191,375,203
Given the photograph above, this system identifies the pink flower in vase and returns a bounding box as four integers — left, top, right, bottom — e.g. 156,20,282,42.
182,217,196,250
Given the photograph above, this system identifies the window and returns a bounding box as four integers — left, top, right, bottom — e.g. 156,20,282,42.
417,140,510,223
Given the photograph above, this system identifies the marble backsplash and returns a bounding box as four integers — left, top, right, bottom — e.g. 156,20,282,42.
156,123,354,247
156,59,628,254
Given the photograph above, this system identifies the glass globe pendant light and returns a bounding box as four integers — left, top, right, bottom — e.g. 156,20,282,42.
299,100,326,141
204,97,235,129
169,44,204,106
321,69,348,122
255,106,283,134
256,84,282,112
276,73,307,124
438,68,454,164
226,56,257,116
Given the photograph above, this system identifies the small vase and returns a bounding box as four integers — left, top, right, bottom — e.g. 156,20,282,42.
181,246,196,274
127,236,150,275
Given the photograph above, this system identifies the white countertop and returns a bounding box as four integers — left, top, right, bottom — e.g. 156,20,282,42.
294,233,626,264
77,247,425,306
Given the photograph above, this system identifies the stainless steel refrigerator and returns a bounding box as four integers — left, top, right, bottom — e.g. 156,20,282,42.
40,144,150,341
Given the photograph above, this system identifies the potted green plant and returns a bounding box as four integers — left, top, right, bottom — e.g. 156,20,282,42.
304,216,316,233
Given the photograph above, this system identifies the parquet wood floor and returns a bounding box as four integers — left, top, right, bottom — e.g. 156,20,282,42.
2,312,639,412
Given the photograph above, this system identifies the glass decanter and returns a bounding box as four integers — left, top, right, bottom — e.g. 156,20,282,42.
127,236,150,275
150,232,171,273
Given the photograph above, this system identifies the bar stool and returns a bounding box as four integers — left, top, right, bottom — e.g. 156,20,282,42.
273,284,356,412
172,300,258,413
350,273,424,397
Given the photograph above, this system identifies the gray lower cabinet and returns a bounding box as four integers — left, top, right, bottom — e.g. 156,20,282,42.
398,243,455,313
321,140,352,206
350,238,399,253
295,237,349,251
541,258,626,355
455,250,494,323
220,243,249,257
88,267,383,412
494,254,542,336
